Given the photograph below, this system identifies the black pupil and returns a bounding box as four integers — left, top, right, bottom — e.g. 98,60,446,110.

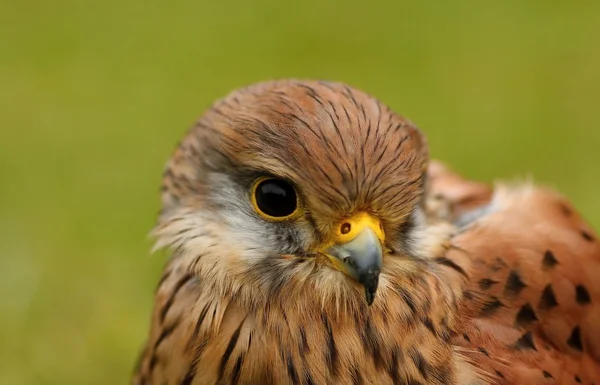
255,179,297,217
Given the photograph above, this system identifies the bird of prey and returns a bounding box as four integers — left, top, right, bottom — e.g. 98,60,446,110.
133,80,600,385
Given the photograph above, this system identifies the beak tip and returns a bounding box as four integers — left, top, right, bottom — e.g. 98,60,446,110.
360,269,380,306
326,227,383,306
365,289,376,306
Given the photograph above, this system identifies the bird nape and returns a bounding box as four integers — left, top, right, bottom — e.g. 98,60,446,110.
133,80,600,385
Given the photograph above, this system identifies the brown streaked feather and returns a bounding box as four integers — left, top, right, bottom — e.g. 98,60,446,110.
134,80,599,385
134,249,471,384
136,80,473,385
160,80,428,236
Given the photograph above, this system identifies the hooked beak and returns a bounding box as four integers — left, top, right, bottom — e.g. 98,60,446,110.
323,213,384,305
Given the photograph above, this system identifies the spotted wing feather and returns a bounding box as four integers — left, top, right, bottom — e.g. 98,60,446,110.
428,161,600,384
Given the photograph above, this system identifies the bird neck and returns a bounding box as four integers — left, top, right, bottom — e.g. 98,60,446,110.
167,249,474,384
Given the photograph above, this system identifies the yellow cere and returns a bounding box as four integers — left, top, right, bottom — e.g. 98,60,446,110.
334,212,385,245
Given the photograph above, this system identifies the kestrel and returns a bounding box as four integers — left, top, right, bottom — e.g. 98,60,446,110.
133,80,600,384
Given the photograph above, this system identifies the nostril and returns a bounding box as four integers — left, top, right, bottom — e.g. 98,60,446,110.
341,222,352,235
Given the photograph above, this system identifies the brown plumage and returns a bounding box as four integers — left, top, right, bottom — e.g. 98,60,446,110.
133,79,600,385
428,163,600,384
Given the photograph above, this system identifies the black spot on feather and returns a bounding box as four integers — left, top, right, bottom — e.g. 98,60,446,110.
539,284,558,310
504,270,527,296
515,303,538,327
542,250,559,269
513,331,537,351
581,230,594,242
567,326,583,351
576,285,591,305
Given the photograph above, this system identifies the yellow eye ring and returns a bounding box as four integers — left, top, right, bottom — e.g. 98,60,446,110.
250,177,300,221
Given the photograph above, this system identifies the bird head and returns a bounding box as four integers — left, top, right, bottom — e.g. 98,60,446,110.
153,80,429,307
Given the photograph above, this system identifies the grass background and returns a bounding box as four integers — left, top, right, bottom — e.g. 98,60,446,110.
1,1,599,384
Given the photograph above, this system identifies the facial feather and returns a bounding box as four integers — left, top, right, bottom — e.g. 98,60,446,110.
136,80,600,385
163,80,428,232
136,79,479,385
153,80,438,308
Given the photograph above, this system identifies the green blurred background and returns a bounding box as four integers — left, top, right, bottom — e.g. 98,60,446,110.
1,1,599,384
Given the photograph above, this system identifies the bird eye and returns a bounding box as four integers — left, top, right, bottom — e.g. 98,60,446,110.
252,178,299,220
